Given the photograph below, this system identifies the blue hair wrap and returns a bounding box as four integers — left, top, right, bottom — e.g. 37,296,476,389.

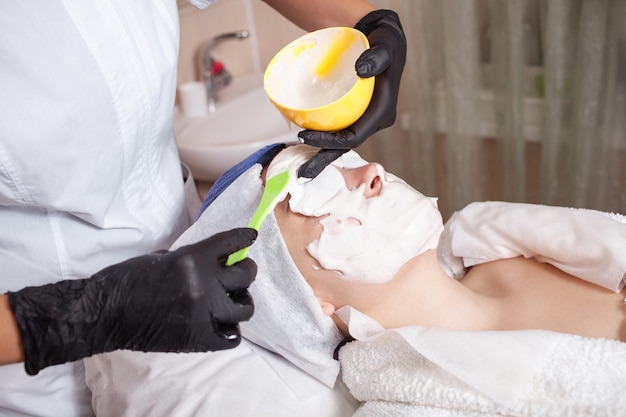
196,143,286,219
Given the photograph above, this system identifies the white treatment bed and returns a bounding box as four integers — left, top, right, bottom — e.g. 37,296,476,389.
86,339,359,417
85,321,626,417
85,313,626,417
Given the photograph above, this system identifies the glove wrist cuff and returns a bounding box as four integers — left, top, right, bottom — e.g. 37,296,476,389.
8,278,104,375
354,9,404,39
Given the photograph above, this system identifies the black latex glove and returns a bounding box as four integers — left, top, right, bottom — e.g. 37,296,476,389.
8,228,257,375
297,9,407,178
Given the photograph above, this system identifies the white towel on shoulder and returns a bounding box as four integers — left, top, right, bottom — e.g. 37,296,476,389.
339,325,626,416
336,307,560,407
437,202,626,291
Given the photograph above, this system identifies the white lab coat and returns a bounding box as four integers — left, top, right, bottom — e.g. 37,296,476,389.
0,1,208,415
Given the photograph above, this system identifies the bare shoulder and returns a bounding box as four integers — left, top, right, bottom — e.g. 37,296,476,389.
461,257,626,341
462,256,611,296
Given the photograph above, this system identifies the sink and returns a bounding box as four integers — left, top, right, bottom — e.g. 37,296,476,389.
174,73,301,182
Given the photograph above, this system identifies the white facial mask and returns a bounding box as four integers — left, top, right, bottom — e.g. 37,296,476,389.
267,145,444,284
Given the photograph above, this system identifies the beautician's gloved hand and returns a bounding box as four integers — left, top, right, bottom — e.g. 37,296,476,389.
297,9,407,178
8,228,257,376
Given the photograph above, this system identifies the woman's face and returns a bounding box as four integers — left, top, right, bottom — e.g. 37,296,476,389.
272,163,391,321
273,162,387,278
269,145,444,286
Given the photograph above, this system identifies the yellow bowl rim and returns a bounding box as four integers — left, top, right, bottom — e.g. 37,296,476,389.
263,27,372,113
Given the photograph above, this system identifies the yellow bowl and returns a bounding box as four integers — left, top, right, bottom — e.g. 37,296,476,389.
264,27,375,132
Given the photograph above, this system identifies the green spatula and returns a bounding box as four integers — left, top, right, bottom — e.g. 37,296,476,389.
226,170,291,266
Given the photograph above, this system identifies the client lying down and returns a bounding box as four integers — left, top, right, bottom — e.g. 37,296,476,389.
85,143,626,417
260,145,626,416
244,144,626,415
266,146,626,342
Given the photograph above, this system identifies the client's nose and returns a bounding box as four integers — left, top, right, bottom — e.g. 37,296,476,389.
358,163,383,198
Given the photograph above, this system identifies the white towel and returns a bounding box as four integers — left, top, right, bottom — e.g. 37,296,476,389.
437,202,626,292
339,327,626,416
336,307,561,407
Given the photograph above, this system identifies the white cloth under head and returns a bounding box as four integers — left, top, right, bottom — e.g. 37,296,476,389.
171,164,344,387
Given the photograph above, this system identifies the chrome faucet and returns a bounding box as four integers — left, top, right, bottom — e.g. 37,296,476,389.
198,30,250,112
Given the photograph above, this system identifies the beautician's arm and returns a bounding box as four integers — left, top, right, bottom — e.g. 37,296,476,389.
262,0,407,179
262,0,375,30
0,294,24,364
1,229,257,376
